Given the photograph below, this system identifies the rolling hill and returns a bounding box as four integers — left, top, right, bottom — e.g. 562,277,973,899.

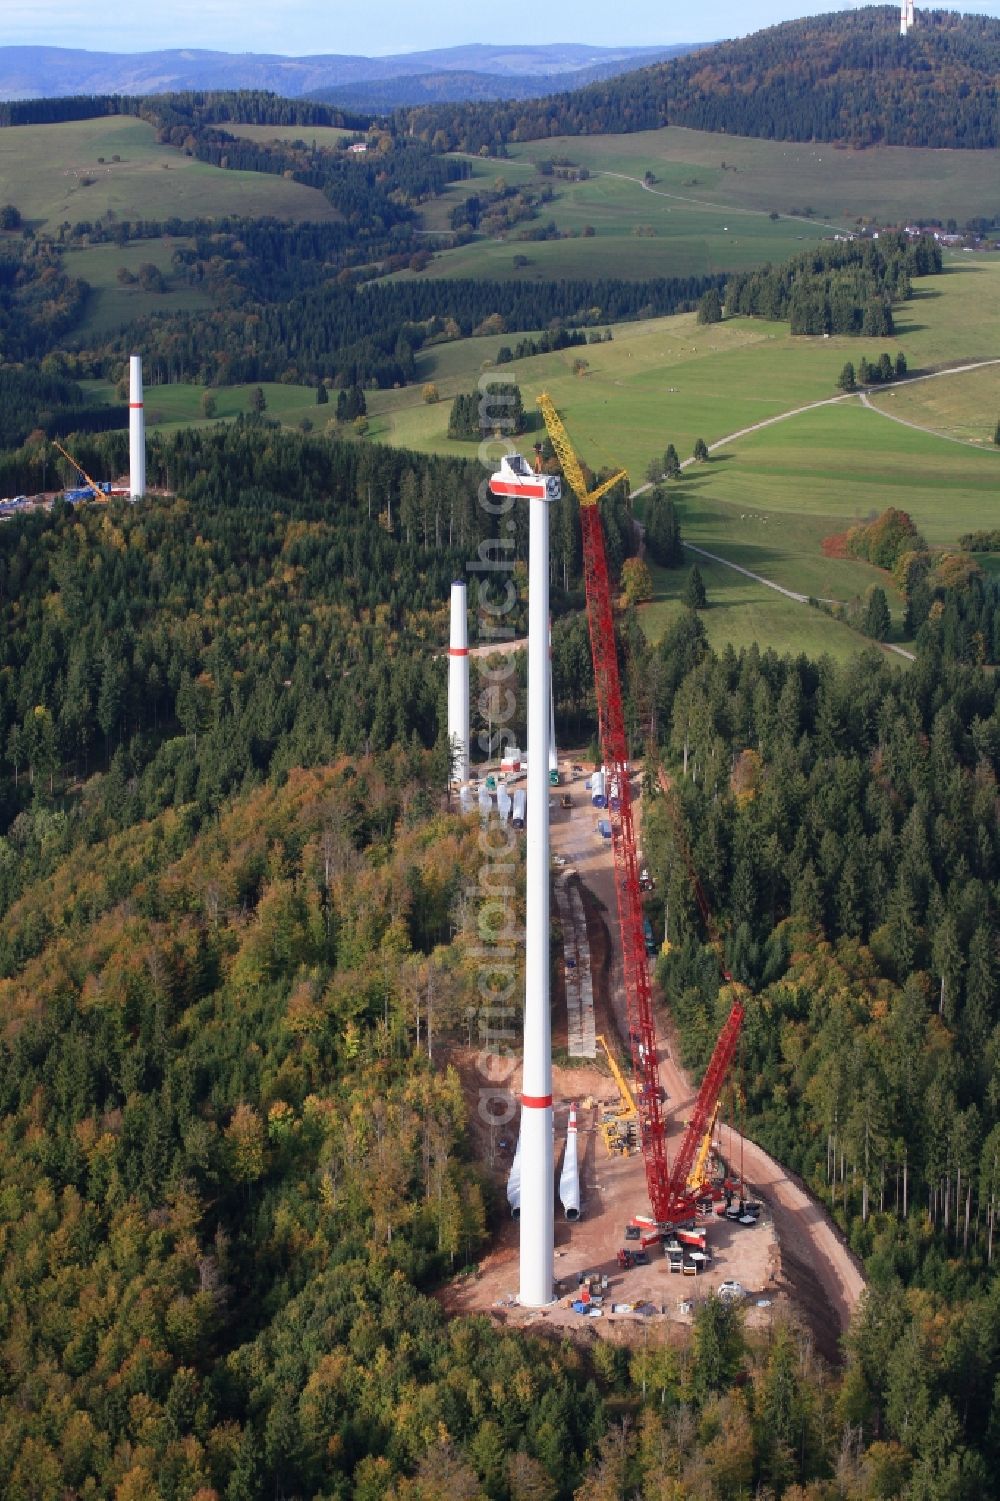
402,8,1000,151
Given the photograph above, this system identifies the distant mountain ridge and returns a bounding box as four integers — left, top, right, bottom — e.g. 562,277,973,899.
0,42,700,104
309,53,702,109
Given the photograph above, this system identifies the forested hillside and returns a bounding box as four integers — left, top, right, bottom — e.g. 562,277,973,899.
2,465,1000,1489
0,412,997,1493
627,615,1000,1481
401,7,1000,151
0,421,646,915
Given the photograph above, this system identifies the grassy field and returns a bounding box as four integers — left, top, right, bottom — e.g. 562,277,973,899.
364,256,1000,658
698,399,1000,545
46,132,998,664
82,379,321,431
70,253,993,668
640,391,1000,651
867,362,1000,445
369,260,1000,473
504,128,1000,226
0,117,338,232
406,126,1000,285
639,553,888,663
368,311,873,470
224,124,353,148
405,164,827,282
66,239,214,338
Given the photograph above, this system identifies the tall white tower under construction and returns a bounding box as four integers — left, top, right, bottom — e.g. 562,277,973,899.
447,580,470,782
900,0,915,36
129,355,146,499
486,452,562,1307
519,479,555,1307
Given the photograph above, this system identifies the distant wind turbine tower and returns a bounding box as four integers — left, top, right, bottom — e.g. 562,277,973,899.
129,355,146,499
900,0,915,35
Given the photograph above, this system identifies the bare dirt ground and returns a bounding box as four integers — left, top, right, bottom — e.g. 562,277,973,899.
442,758,865,1358
441,760,782,1343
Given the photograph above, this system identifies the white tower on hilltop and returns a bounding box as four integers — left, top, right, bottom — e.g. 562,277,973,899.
900,0,915,36
129,355,146,499
447,580,470,783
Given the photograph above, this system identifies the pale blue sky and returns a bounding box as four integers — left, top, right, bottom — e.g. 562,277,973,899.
4,0,991,58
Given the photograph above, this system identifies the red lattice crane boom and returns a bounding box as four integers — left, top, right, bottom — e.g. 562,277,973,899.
537,394,743,1225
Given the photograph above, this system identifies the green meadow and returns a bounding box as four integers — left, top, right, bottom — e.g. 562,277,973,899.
82,379,321,431
224,124,353,148
638,553,887,664
370,260,1000,475
0,116,337,233
403,166,827,282
867,361,1000,444
32,103,996,665
404,126,1000,284
65,238,214,338
504,127,1000,227
366,257,1000,656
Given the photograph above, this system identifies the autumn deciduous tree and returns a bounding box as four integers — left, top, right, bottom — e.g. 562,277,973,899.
620,556,654,606
226,1103,265,1187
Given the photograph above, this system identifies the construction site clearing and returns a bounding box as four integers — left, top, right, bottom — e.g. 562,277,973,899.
442,1064,783,1342
442,754,863,1357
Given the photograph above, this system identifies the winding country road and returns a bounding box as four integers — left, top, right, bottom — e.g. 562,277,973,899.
628,357,1000,658
453,360,999,667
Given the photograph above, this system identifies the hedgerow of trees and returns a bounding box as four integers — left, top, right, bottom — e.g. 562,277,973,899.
725,233,940,337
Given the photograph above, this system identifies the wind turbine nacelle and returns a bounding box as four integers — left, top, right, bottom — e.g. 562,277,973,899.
489,454,561,502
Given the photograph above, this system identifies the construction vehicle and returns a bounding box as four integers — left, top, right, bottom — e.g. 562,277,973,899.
595,1032,638,1156
537,394,744,1230
687,1105,720,1196
51,439,111,503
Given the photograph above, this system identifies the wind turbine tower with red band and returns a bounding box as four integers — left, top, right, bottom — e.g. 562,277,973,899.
448,581,470,783
129,355,146,500
489,448,561,1306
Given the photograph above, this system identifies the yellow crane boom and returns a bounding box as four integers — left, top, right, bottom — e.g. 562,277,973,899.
537,393,628,509
595,1032,637,1117
51,438,106,501
687,1104,719,1192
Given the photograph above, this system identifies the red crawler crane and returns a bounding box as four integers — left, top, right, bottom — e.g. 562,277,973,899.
537,395,744,1227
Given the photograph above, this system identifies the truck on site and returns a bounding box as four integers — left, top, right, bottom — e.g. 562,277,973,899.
591,770,606,807
512,789,526,829
642,917,657,957
64,482,112,503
